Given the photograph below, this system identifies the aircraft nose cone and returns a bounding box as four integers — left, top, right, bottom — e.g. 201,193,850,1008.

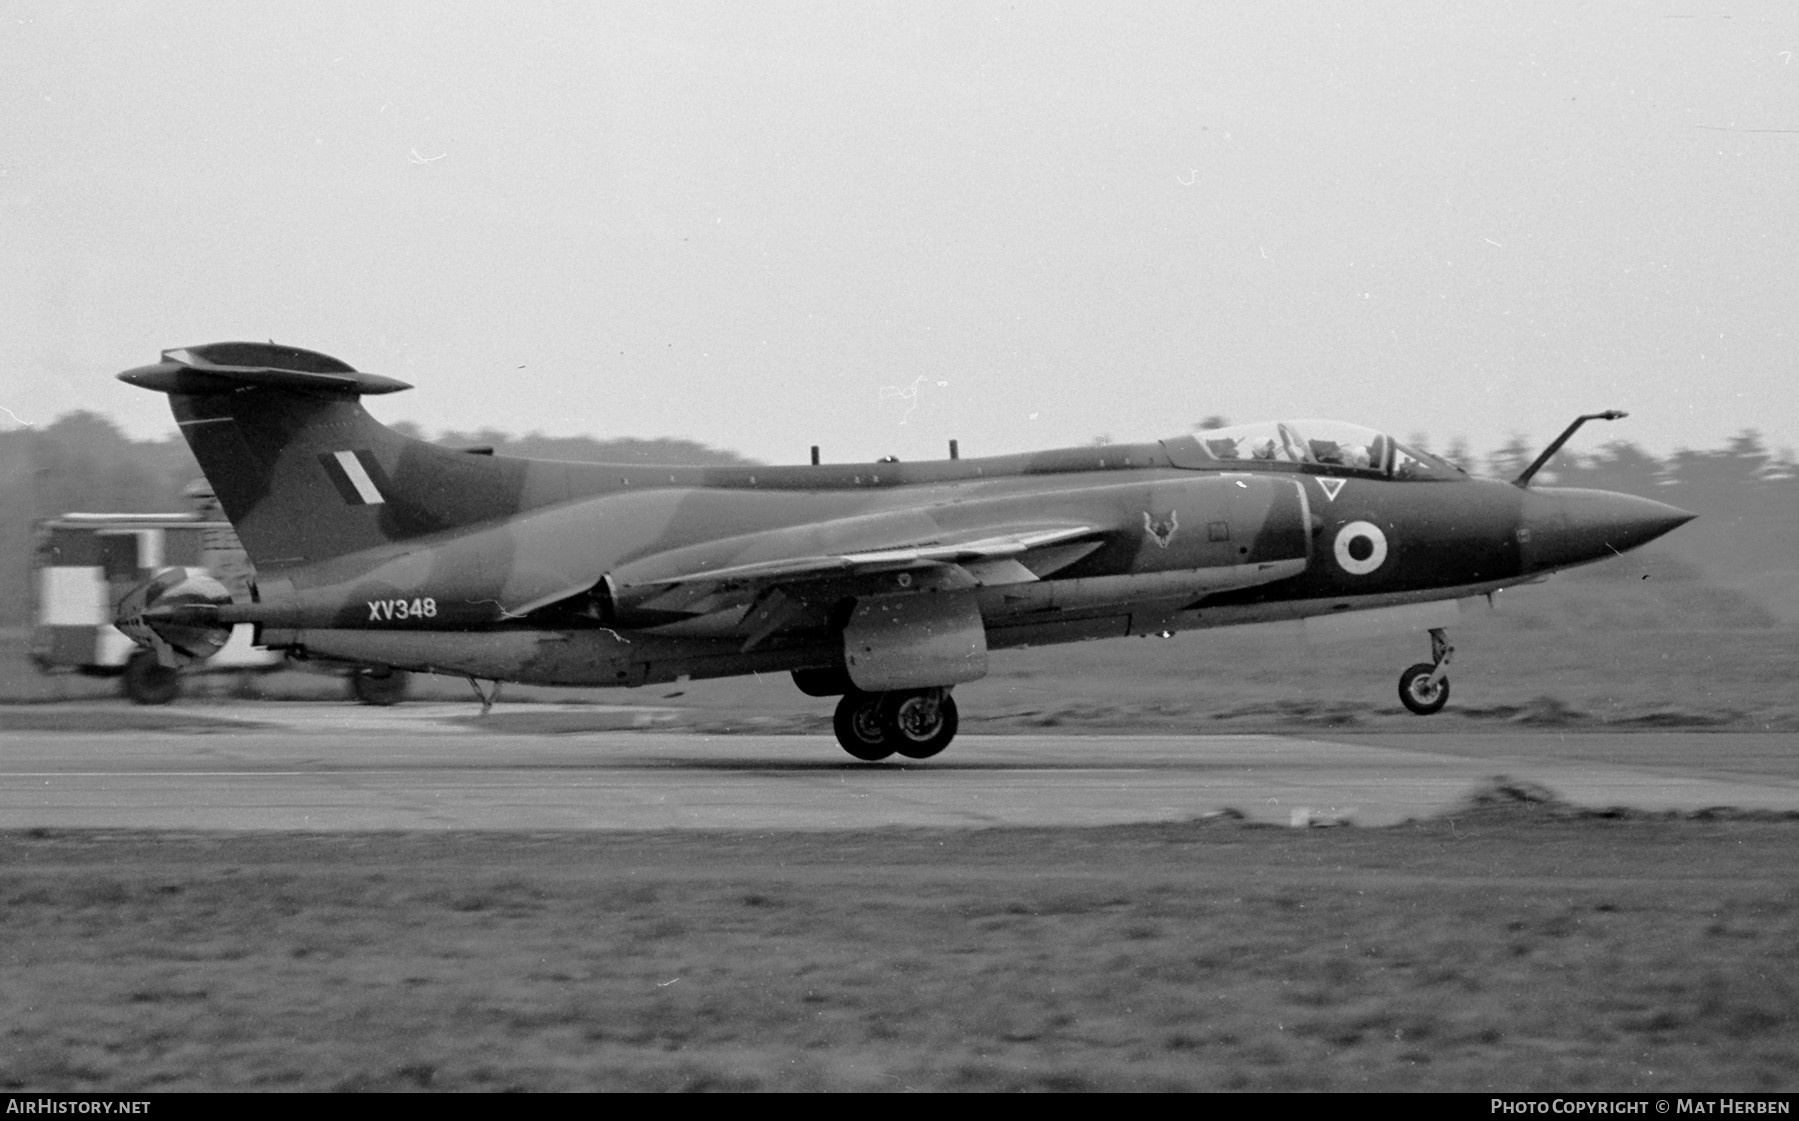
1519,488,1695,574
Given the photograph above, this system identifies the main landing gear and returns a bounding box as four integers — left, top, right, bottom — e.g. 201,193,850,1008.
1398,627,1455,715
833,687,959,761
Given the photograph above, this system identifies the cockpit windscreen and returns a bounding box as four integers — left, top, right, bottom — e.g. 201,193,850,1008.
1190,420,1462,479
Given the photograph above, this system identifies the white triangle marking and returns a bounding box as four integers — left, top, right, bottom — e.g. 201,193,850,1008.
1318,477,1346,502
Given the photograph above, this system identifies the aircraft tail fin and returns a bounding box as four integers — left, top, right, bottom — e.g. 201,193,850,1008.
119,343,532,572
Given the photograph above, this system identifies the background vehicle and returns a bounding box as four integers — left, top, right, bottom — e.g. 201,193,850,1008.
30,510,279,703
30,488,410,705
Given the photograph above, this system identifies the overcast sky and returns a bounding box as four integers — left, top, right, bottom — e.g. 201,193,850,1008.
4,1,1795,465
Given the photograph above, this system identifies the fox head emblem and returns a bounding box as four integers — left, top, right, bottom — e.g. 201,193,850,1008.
1143,509,1178,548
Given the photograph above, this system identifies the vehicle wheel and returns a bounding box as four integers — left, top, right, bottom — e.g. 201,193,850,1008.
833,691,894,761
122,651,181,706
883,690,958,759
348,667,409,706
1398,662,1449,715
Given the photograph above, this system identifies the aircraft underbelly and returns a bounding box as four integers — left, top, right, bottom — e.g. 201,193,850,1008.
261,626,833,688
1179,579,1520,630
980,558,1306,623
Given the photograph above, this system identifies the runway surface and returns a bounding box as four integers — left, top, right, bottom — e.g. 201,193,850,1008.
3,703,1798,830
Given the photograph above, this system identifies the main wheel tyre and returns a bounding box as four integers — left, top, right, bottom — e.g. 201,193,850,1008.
883,690,958,759
121,651,181,706
833,691,895,760
348,667,409,706
1398,662,1449,715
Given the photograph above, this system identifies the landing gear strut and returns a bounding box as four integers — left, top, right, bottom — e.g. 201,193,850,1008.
1398,627,1454,715
464,676,503,715
832,687,959,761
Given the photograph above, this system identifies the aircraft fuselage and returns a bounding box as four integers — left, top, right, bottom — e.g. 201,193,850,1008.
113,342,1694,756
216,441,1673,688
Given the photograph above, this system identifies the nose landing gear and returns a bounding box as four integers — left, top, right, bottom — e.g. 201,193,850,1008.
1398,627,1454,715
832,687,959,761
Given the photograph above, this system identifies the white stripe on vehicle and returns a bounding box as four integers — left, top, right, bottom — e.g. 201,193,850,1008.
39,566,106,627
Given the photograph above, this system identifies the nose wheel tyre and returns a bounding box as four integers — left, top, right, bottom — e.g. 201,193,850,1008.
833,691,896,761
882,690,958,760
1398,662,1450,715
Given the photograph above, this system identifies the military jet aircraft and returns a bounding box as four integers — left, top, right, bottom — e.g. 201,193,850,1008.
114,342,1693,760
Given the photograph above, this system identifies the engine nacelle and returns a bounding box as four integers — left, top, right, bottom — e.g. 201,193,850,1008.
114,567,233,667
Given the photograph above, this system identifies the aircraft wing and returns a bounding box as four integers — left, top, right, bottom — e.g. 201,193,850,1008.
607,523,1104,618
626,525,1096,587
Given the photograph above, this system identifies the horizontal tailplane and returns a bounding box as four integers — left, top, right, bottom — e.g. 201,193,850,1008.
118,342,412,397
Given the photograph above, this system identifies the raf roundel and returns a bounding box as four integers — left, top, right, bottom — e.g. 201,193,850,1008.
1333,521,1388,575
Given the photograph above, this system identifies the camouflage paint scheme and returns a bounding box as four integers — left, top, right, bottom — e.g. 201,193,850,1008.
115,343,1692,757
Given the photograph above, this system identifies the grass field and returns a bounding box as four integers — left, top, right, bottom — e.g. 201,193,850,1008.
3,792,1795,1092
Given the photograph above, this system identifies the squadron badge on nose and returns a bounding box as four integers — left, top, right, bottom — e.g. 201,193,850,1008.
1143,510,1179,548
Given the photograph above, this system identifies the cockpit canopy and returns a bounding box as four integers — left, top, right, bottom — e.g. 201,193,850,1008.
1171,420,1463,480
